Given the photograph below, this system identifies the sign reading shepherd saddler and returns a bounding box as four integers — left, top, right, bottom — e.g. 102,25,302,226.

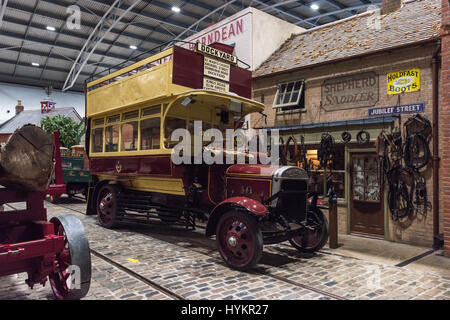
387,68,420,95
321,72,379,111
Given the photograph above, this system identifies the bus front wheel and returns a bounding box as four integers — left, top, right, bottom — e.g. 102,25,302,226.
96,184,120,229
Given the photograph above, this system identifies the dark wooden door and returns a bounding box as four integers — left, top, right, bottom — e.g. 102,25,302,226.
350,153,384,237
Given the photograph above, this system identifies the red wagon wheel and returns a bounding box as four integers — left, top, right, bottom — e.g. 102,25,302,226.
290,208,329,253
216,211,263,270
49,215,91,300
97,184,120,228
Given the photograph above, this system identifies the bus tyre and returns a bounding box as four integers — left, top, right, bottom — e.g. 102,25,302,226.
49,215,91,300
289,208,329,253
97,184,120,229
216,211,263,270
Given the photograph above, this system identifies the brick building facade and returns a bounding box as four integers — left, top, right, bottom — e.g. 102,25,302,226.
251,0,442,248
441,0,450,255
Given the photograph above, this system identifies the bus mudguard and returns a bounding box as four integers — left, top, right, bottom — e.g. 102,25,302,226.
205,197,267,237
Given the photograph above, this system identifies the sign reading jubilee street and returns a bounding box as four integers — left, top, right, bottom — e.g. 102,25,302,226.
368,103,424,116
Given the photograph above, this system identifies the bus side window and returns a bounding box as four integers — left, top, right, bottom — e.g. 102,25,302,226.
121,121,138,151
141,118,161,150
164,118,186,148
105,125,119,152
92,128,104,153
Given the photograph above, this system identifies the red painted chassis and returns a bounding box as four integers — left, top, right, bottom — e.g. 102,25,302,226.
0,190,65,286
0,131,91,300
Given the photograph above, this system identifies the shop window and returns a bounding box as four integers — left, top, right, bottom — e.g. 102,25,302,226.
352,156,380,202
141,118,161,150
305,145,346,200
308,172,325,197
121,121,138,151
105,125,119,152
92,128,103,153
273,80,305,112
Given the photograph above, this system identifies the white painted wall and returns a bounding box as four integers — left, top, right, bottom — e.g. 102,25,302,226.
0,82,85,123
251,9,304,70
183,8,304,138
183,7,304,71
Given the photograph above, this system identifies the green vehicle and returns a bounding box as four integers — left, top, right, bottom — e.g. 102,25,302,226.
61,156,91,198
49,154,91,202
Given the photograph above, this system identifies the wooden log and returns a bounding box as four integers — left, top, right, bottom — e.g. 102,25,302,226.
0,124,55,192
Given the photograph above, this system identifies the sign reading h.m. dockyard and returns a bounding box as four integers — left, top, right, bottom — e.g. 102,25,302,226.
195,43,238,65
387,68,420,95
195,43,236,94
321,72,379,111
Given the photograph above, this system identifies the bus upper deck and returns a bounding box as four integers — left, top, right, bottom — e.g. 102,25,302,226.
85,41,264,158
86,42,257,119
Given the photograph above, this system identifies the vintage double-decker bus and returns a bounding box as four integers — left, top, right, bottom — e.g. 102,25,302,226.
85,41,328,270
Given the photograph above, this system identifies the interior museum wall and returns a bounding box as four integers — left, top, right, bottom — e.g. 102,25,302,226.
0,82,85,123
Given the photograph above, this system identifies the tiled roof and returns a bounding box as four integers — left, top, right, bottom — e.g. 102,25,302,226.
254,0,441,78
0,107,80,134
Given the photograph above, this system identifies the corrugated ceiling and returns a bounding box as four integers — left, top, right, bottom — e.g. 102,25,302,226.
0,0,381,92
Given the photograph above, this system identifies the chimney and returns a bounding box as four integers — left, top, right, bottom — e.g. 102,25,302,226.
381,0,402,15
15,100,24,115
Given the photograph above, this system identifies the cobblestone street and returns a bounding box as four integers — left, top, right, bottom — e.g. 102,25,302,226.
1,198,449,300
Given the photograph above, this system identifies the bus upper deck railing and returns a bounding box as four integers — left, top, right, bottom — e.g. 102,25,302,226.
85,39,250,87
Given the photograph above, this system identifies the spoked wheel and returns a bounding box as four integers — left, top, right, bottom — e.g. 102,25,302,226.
216,211,263,270
49,215,91,300
289,208,329,253
97,184,120,228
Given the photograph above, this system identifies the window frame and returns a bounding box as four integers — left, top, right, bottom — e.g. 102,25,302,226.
89,104,164,155
303,144,347,203
120,120,139,152
91,127,104,153
273,79,306,112
104,123,120,153
140,117,161,151
91,117,105,153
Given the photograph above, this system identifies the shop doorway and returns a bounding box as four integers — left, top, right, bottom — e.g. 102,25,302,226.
349,153,384,237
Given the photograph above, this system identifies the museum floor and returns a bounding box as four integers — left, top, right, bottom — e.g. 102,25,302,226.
1,197,449,300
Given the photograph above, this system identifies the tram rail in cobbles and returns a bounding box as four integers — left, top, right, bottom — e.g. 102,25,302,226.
90,249,185,300
50,201,347,300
